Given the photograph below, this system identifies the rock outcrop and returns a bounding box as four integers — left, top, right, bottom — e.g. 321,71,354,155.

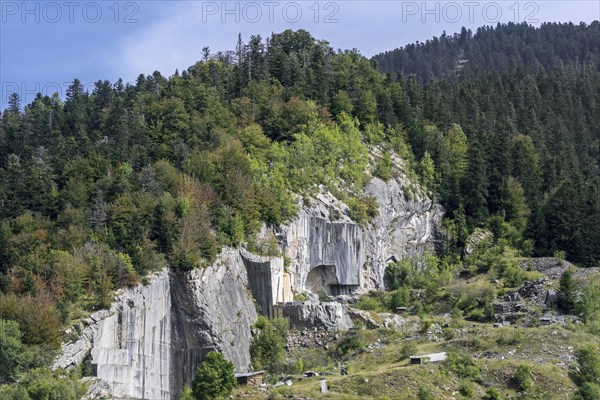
240,248,292,318
364,175,443,290
53,250,258,400
275,154,443,295
278,192,364,296
275,301,354,331
54,269,172,399
170,249,257,393
53,150,444,400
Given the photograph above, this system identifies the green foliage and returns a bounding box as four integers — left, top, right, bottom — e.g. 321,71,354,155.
493,257,537,288
398,341,417,361
388,288,410,310
331,91,353,116
559,268,578,314
0,368,87,400
510,364,533,391
347,195,379,225
354,295,383,312
454,282,496,322
179,386,195,400
575,345,600,386
417,151,436,193
482,387,502,400
0,319,32,383
293,292,310,301
372,153,392,181
417,386,435,400
573,382,600,400
0,385,31,400
577,282,600,325
293,357,304,374
443,351,481,381
505,177,531,233
335,332,365,358
459,380,474,397
250,317,287,371
385,252,447,293
192,352,235,400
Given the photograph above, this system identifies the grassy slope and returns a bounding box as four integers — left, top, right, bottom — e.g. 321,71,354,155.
234,270,599,400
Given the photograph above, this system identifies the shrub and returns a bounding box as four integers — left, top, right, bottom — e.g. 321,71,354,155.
335,333,364,358
192,352,235,400
4,368,88,400
575,345,600,386
0,385,31,400
388,288,410,311
577,282,600,324
482,387,502,400
318,292,332,302
459,380,474,397
373,153,392,181
347,195,379,225
574,382,600,400
250,318,286,371
398,341,417,361
179,386,194,400
443,352,481,381
293,357,304,374
417,386,435,400
455,282,496,322
355,295,382,311
0,319,33,383
559,268,577,314
510,364,533,391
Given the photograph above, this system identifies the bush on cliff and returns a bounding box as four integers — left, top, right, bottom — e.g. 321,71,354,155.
192,352,235,400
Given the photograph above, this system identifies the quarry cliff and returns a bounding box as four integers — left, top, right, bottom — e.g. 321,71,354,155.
53,159,443,399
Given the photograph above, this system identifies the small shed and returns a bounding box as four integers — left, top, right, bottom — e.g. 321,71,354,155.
409,352,447,365
235,371,265,386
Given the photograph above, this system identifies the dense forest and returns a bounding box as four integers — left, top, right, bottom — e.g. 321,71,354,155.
0,23,599,391
372,21,600,83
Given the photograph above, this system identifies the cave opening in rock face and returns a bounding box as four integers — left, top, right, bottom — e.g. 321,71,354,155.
305,265,339,295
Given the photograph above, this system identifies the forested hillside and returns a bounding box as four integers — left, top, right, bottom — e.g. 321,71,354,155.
372,22,600,268
372,21,600,83
0,25,599,390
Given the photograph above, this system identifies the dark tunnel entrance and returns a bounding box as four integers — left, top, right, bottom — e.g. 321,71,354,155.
305,265,339,295
305,265,359,296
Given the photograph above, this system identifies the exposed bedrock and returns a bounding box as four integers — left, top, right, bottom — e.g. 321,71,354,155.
274,301,354,331
53,153,443,400
53,249,258,400
276,172,443,295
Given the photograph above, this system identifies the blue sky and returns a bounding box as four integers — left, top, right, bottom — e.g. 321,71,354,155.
1,1,599,109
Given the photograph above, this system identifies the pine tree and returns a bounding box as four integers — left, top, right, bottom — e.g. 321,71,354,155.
559,268,577,314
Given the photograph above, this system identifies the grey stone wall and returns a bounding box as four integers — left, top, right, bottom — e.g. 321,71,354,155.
53,250,258,400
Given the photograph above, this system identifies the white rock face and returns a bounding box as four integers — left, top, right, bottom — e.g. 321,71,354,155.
364,176,444,290
54,269,171,399
278,191,364,294
240,248,292,318
53,250,258,400
276,167,443,295
170,249,257,393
